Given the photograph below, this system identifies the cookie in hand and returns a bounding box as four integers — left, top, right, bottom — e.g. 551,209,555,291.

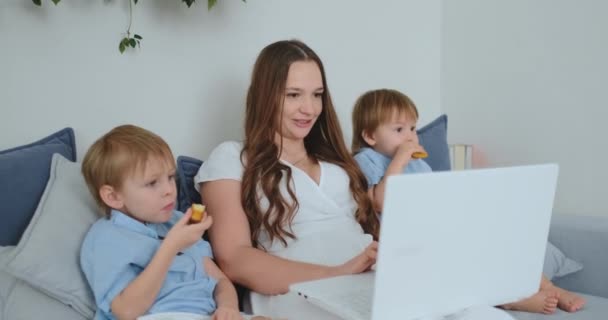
411,151,428,159
189,203,206,224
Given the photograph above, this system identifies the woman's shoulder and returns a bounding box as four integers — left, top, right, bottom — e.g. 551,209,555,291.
205,140,244,163
196,140,245,185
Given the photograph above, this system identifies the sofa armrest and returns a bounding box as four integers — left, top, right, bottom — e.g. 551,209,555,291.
548,214,608,298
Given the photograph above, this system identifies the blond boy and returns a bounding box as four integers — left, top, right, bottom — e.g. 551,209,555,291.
351,90,585,314
80,125,242,320
351,89,431,213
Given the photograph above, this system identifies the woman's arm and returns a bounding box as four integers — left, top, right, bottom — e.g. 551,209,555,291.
201,180,371,295
204,257,241,318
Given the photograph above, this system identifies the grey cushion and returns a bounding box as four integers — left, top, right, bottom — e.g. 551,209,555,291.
549,214,608,298
417,114,450,171
0,269,17,318
0,127,76,245
5,279,86,320
507,293,608,320
1,246,18,320
3,154,98,318
543,241,582,280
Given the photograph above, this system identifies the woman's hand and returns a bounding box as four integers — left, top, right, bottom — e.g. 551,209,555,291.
163,208,213,254
335,241,378,275
211,306,243,320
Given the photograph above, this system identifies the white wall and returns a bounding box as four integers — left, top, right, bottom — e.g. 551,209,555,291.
1,0,441,160
442,0,608,216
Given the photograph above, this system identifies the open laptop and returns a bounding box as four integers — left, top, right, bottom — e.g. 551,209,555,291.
290,164,559,320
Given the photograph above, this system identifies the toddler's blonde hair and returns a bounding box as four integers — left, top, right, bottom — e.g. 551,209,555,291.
351,89,419,153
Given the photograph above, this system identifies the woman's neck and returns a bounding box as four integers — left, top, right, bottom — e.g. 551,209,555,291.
276,136,308,164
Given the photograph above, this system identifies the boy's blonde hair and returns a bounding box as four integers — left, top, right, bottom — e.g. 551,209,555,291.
351,89,419,153
81,124,175,218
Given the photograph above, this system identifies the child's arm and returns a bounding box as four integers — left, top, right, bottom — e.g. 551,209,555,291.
204,257,242,319
370,142,426,213
111,210,211,320
110,241,180,320
369,157,407,213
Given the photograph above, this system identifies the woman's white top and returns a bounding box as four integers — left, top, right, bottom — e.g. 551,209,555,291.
194,141,372,265
194,141,372,318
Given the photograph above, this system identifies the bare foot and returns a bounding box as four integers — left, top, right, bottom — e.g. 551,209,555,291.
500,290,559,314
554,286,586,312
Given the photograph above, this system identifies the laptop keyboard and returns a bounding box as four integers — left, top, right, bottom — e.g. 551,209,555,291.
322,288,374,320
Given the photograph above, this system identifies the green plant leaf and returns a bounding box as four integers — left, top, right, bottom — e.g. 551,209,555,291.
183,0,195,7
32,0,42,6
52,0,61,4
129,38,136,48
208,0,217,10
119,38,130,54
133,0,138,4
134,34,143,40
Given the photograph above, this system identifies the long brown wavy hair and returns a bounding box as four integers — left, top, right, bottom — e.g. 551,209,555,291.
241,39,380,248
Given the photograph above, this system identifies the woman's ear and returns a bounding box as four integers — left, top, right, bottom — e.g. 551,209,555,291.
362,130,377,147
99,185,124,210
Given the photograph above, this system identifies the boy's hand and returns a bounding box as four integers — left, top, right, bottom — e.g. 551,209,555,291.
394,141,426,163
211,306,243,320
163,208,213,254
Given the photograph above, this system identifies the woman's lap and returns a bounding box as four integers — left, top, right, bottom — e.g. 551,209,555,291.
249,291,342,320
443,306,516,320
249,290,515,320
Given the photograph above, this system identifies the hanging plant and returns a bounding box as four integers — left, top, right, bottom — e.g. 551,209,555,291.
32,0,60,4
118,0,142,54
32,0,245,54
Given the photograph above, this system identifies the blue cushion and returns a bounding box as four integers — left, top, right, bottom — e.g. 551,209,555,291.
0,128,76,246
417,114,450,172
176,155,203,213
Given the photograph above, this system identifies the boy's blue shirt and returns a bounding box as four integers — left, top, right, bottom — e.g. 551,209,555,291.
80,210,217,320
354,147,432,187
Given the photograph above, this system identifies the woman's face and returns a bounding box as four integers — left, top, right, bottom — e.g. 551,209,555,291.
278,60,324,141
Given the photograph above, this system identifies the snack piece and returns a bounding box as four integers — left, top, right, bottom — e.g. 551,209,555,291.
411,151,428,159
190,203,206,224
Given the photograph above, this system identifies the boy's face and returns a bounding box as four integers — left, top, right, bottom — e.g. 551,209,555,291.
113,156,177,224
366,111,419,158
